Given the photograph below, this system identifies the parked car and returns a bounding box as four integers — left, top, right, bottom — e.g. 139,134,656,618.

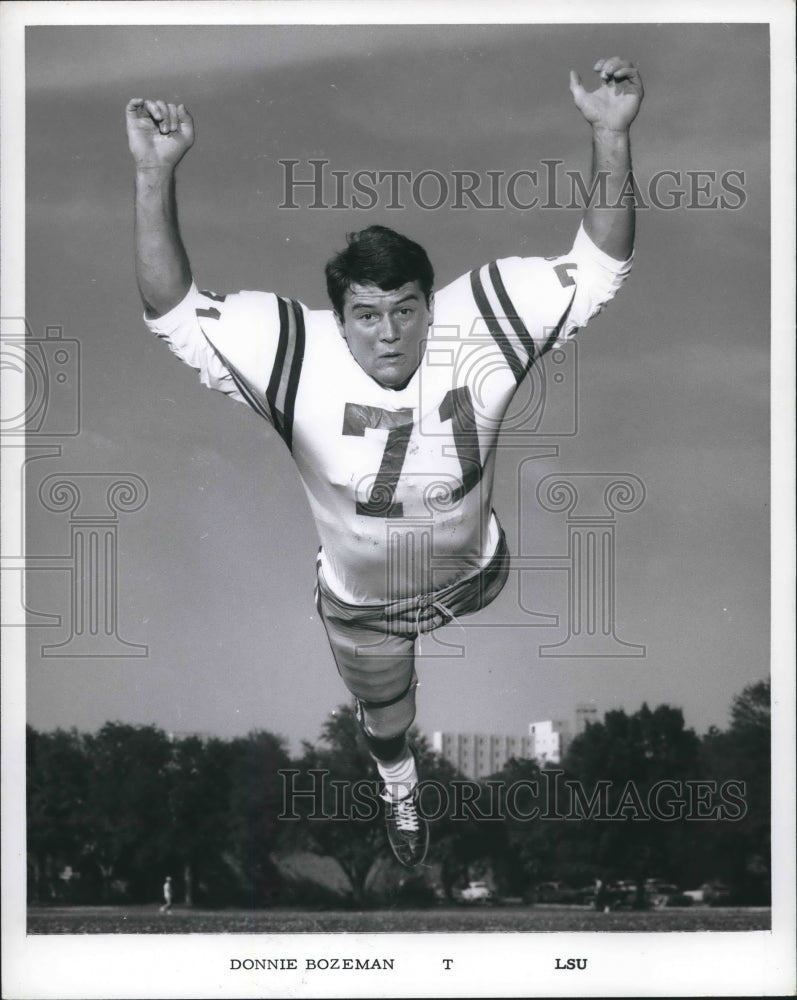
682,888,706,903
461,880,493,903
702,881,731,906
644,881,694,908
663,892,694,907
534,881,585,904
535,881,565,903
606,881,639,909
582,880,637,911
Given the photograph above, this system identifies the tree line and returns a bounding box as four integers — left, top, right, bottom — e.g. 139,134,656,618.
27,679,770,907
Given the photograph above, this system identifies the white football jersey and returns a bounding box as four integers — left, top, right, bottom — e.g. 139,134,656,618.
146,224,631,603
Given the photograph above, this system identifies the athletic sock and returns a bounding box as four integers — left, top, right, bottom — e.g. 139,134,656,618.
374,746,418,803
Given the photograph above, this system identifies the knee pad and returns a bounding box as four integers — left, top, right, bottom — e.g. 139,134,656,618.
355,671,418,760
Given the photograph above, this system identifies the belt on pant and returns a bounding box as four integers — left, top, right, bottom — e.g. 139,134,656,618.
316,524,510,634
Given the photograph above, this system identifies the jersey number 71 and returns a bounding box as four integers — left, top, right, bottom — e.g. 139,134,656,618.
343,387,482,518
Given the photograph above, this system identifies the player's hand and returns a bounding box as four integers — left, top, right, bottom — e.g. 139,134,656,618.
126,98,195,171
569,58,643,133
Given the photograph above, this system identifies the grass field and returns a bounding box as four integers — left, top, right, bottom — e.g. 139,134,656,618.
27,904,771,934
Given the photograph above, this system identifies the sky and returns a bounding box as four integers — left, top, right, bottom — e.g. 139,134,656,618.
17,20,774,755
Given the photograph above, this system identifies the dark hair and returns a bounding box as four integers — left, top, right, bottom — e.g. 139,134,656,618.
325,225,434,317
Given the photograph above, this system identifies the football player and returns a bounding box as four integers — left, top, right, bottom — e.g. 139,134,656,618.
126,57,643,868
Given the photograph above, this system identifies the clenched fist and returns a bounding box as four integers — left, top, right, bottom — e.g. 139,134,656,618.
569,58,643,133
126,98,195,171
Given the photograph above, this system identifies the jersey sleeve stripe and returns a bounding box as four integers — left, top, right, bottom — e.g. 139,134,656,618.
266,297,292,439
487,261,537,364
265,296,305,451
469,267,527,384
280,299,306,451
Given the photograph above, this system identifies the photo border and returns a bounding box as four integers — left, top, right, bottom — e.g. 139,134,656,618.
2,2,794,997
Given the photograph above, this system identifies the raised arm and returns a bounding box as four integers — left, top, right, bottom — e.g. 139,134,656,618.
569,57,644,261
126,98,195,317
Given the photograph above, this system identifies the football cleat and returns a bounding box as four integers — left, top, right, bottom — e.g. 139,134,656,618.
383,786,429,869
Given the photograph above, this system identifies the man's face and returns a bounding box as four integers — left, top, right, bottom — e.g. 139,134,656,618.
335,281,434,390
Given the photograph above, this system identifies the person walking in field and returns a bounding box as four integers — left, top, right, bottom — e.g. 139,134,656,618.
159,875,173,913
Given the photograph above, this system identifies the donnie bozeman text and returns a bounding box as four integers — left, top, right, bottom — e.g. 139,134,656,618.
279,771,747,822
230,958,395,971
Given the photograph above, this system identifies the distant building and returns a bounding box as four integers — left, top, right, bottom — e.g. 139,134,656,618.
166,730,213,743
528,719,571,765
575,702,599,734
431,731,534,780
432,718,574,779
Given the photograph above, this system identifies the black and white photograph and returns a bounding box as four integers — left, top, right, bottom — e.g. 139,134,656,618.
1,2,794,997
